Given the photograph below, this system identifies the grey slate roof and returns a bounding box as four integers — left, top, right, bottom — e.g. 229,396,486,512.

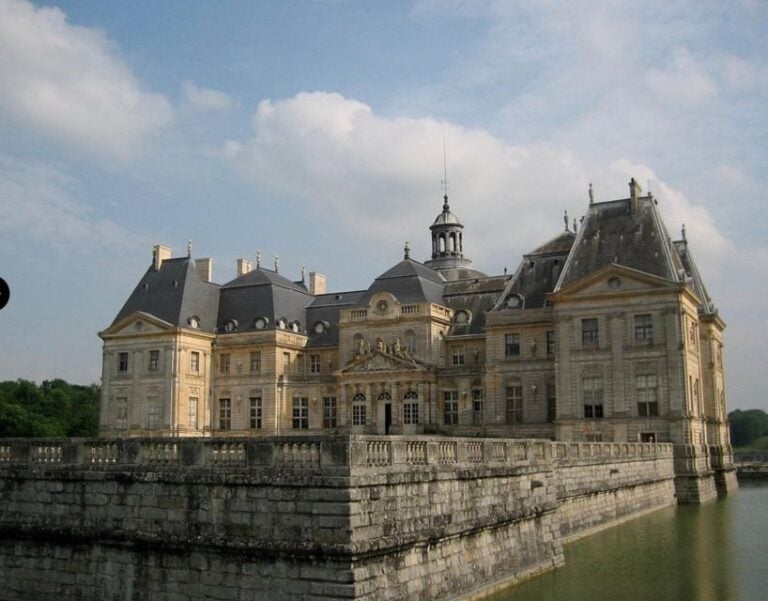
217,267,314,334
443,275,510,335
112,258,220,331
357,259,446,306
306,290,366,347
555,196,683,290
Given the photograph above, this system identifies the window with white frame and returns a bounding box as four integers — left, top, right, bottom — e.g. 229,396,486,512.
148,350,160,371
188,397,198,430
472,388,484,425
190,351,200,373
634,314,653,341
352,393,367,426
636,374,659,417
292,397,309,429
250,397,262,429
505,333,521,357
443,390,459,425
582,377,604,418
323,397,337,428
451,346,465,366
403,391,419,425
218,398,231,430
116,397,128,430
310,354,321,374
147,397,160,430
506,383,523,424
582,318,599,347
118,352,129,373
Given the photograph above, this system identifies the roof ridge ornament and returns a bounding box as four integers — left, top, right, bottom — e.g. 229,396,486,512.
187,240,192,257
404,241,411,260
256,251,261,268
589,182,594,204
681,224,687,242
274,255,279,273
564,209,569,231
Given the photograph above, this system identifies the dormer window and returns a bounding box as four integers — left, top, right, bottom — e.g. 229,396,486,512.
504,294,523,309
254,316,269,330
187,316,200,329
454,310,470,325
224,319,238,333
277,317,288,330
313,321,329,334
290,321,301,333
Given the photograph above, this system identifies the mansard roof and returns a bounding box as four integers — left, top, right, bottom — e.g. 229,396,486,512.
217,267,313,334
555,196,684,291
306,290,366,347
112,257,220,332
443,275,510,335
358,258,446,306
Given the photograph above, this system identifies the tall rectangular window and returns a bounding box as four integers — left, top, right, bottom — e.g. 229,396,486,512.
582,318,599,347
472,388,484,425
250,397,262,429
250,351,261,373
218,398,231,430
148,350,159,371
506,384,523,424
292,397,308,429
636,374,659,417
451,347,465,366
188,397,198,430
323,397,337,428
190,351,200,373
116,397,127,430
352,404,367,426
505,333,521,357
118,352,129,373
583,377,604,418
310,354,321,374
219,354,230,375
546,331,555,356
546,382,557,423
147,397,160,430
403,401,419,425
635,314,653,341
443,391,459,425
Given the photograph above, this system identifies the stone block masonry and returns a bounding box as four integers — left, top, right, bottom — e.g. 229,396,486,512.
0,436,677,601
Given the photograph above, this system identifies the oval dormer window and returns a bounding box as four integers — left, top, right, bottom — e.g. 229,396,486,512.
314,321,328,334
224,319,238,333
454,310,470,325
290,320,301,333
277,317,287,330
254,316,269,330
505,294,523,309
188,316,200,329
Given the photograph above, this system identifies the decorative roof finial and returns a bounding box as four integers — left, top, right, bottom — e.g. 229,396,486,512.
681,224,687,242
256,251,261,268
573,218,577,233
441,136,449,211
187,240,192,257
301,264,306,283
274,255,279,272
564,209,569,231
588,182,594,204
404,241,411,260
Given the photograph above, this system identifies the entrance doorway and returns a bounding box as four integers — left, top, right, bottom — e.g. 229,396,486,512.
384,404,392,435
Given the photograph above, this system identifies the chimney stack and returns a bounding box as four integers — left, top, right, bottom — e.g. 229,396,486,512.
237,258,253,277
153,244,172,270
309,272,327,295
196,258,213,282
629,178,643,214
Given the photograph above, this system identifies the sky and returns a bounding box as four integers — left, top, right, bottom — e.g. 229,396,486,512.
0,0,766,411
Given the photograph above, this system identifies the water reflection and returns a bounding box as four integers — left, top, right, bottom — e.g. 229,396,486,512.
488,484,768,601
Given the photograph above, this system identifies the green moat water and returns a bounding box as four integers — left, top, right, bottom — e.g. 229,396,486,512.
489,483,768,601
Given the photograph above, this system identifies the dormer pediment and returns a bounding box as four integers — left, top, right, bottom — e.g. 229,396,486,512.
549,264,681,302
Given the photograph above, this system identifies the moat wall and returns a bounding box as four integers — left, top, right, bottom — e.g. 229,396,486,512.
0,437,677,601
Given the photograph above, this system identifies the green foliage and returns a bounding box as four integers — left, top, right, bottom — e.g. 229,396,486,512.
729,409,768,448
0,379,99,438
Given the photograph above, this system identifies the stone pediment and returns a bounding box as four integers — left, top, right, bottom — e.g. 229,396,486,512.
100,311,175,338
340,350,429,374
552,264,680,301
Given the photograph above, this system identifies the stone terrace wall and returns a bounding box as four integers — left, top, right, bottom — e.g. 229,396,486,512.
0,437,675,601
552,442,676,541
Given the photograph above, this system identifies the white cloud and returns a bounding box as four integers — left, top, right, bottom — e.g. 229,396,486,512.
226,91,727,273
0,0,172,159
645,49,717,106
181,81,236,111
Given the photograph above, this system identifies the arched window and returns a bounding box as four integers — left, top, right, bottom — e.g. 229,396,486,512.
439,234,446,253
403,390,419,425
352,393,366,426
378,391,392,401
449,232,456,252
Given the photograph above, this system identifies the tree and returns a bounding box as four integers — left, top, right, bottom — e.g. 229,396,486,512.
728,409,768,447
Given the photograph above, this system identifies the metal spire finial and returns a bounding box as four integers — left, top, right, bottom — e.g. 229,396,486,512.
588,182,594,204
573,218,577,233
187,240,192,257
274,255,279,273
256,251,261,268
681,224,687,242
404,241,411,260
564,210,569,231
441,137,449,210
301,264,306,283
